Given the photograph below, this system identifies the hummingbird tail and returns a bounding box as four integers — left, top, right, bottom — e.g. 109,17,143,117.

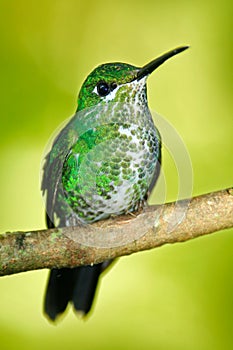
44,267,75,321
44,265,102,321
44,213,102,321
72,264,102,316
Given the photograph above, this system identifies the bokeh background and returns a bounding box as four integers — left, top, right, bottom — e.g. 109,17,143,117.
0,1,232,349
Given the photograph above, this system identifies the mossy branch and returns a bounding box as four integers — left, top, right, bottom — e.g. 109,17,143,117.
0,187,233,276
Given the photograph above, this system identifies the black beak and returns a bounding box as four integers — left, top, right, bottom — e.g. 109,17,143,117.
137,46,189,81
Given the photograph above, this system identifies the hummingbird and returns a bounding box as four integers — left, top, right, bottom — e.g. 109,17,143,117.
42,46,188,321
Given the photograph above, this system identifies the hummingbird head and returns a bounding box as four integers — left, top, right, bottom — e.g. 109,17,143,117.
77,46,189,111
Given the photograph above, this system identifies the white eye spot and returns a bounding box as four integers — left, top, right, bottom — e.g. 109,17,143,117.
93,86,98,95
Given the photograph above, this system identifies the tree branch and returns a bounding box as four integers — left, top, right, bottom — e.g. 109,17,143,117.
0,187,232,276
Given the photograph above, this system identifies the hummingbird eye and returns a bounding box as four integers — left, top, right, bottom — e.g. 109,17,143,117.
96,81,110,97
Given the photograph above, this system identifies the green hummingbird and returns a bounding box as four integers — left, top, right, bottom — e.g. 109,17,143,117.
42,46,188,321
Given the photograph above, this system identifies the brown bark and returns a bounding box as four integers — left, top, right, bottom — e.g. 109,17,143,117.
0,188,232,276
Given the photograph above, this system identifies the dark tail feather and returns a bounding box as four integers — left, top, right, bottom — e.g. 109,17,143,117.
72,264,102,315
44,265,102,321
44,267,76,321
44,213,103,321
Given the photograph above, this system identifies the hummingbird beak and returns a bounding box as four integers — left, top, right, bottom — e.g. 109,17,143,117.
136,46,189,81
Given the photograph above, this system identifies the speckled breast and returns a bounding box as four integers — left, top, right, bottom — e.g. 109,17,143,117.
61,103,161,223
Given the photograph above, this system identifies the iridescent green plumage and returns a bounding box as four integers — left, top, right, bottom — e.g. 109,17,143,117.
77,63,137,111
61,110,160,222
42,46,188,321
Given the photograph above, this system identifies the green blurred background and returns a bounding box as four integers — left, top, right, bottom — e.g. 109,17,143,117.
0,0,232,349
